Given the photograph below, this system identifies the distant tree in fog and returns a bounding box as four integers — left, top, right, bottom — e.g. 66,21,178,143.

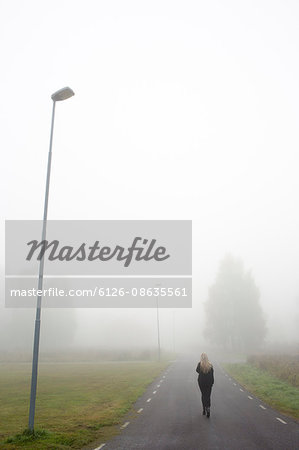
204,255,266,351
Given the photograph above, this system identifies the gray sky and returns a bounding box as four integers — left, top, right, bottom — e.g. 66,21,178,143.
1,0,299,347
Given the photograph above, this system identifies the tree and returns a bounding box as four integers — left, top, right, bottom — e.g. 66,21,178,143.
204,255,266,351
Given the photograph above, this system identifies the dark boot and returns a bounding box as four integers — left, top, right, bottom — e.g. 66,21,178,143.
206,407,210,418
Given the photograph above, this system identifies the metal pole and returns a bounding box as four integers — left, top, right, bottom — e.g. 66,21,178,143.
172,310,175,356
28,100,56,430
156,295,161,361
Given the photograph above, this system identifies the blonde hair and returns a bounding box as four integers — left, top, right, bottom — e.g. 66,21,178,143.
200,352,212,374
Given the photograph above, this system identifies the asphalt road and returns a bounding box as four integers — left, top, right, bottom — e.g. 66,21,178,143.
92,356,299,450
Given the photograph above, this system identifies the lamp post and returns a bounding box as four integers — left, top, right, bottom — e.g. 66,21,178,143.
156,284,161,361
156,296,161,361
28,87,75,431
172,310,176,356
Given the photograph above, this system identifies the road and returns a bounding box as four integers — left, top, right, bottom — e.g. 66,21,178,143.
92,356,299,450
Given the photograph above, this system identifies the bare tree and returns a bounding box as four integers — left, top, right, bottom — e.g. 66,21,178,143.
204,255,266,352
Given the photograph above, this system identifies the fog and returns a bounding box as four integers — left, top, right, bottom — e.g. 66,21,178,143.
1,0,299,359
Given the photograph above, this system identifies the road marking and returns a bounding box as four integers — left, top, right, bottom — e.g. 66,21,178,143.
160,379,163,382
121,422,130,429
229,377,231,380
94,445,105,450
239,388,244,392
248,396,253,400
137,408,143,413
233,383,237,386
153,390,157,394
259,405,266,410
276,417,287,424
146,398,151,402
157,384,160,388
163,375,166,378
225,374,228,377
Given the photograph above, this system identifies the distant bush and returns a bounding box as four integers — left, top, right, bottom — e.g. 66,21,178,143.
0,347,174,363
247,354,299,388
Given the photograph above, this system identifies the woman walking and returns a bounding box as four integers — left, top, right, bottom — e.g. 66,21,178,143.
196,353,214,417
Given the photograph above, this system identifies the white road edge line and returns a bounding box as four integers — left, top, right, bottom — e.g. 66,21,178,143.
94,444,106,449
239,388,244,392
121,422,130,429
137,408,143,413
147,398,151,402
276,417,287,424
153,390,157,394
233,383,237,386
259,405,266,410
248,396,253,400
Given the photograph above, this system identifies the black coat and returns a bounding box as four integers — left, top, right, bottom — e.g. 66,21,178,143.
196,362,214,387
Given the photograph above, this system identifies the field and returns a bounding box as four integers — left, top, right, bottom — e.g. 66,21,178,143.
0,361,168,449
225,362,299,420
247,354,299,387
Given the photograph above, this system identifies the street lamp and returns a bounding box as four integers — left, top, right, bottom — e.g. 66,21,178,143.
156,284,161,362
28,87,75,431
156,296,161,361
172,310,176,356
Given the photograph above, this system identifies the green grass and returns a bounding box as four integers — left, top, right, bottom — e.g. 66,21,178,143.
225,363,299,420
247,354,299,387
0,361,168,449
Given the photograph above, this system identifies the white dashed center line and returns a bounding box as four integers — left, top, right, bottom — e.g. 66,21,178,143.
94,444,105,450
146,398,151,403
276,417,287,424
153,390,157,394
233,383,237,386
121,422,130,429
259,405,266,410
157,384,160,388
137,408,143,413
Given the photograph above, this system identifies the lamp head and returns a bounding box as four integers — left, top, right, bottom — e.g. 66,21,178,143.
51,87,75,102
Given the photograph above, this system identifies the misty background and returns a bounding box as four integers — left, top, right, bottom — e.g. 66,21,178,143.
1,0,299,358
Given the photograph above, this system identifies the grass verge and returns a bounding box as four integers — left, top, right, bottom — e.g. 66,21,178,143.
247,354,299,387
0,361,168,449
224,363,299,421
